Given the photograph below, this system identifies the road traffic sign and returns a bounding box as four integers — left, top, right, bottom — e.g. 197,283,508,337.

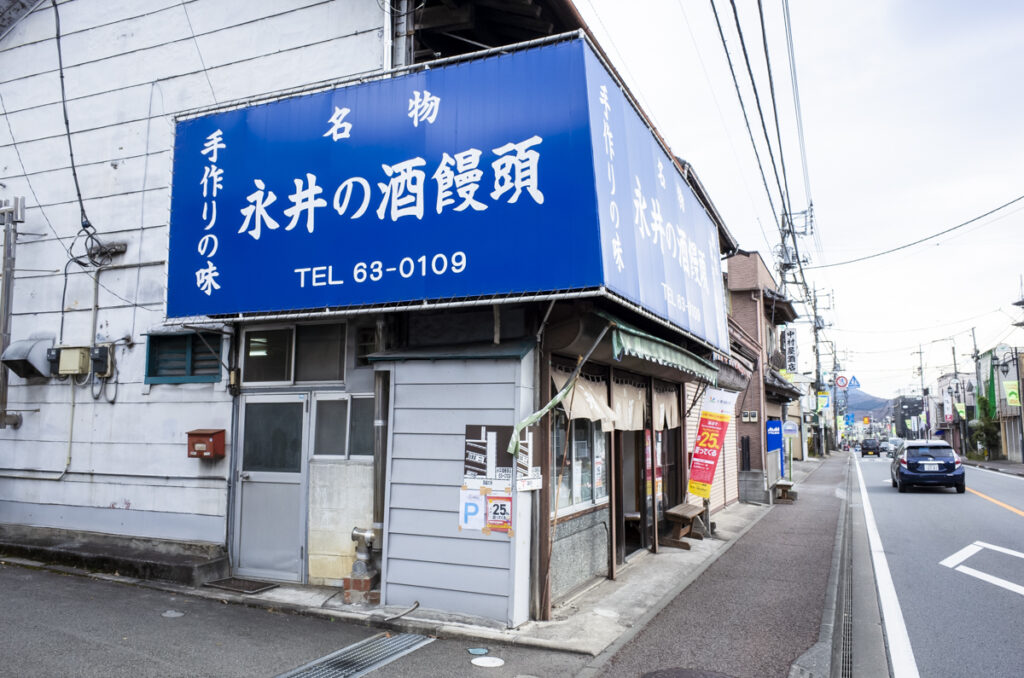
835,375,849,388
849,376,861,389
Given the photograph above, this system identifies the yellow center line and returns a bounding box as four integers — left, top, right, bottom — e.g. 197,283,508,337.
967,487,1024,518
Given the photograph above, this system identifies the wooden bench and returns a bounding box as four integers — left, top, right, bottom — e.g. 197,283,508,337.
662,503,704,550
776,479,795,502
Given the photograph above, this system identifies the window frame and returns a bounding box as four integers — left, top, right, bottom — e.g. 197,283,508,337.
310,391,375,460
551,409,611,518
145,332,222,384
241,322,348,386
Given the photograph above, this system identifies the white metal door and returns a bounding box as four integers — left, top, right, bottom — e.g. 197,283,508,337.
233,393,309,582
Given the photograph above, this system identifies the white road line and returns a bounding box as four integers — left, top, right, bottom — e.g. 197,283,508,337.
939,544,983,569
855,458,921,678
955,565,1024,597
972,541,1024,559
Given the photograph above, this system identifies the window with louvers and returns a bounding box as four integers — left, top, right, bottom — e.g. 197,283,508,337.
146,333,221,384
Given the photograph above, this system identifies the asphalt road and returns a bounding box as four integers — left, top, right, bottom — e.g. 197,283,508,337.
856,455,1024,678
0,562,590,678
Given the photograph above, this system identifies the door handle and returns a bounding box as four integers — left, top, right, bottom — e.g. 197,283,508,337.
239,472,251,480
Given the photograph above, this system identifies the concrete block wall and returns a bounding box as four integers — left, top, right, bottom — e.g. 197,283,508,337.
307,459,374,586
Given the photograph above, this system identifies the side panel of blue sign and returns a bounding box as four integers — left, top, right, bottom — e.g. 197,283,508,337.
582,48,729,352
168,40,601,317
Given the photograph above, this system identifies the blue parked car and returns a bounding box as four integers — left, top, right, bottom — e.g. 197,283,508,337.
891,440,965,493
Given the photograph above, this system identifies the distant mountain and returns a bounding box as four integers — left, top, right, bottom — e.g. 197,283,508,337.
844,387,889,418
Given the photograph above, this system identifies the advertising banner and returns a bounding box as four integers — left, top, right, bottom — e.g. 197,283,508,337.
954,402,967,419
168,38,729,351
943,389,954,422
1004,381,1021,407
687,388,739,499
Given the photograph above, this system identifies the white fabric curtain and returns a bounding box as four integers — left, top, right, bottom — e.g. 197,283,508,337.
611,378,646,431
653,383,680,431
551,370,616,430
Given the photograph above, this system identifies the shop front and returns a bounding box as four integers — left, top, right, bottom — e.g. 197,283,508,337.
164,35,735,626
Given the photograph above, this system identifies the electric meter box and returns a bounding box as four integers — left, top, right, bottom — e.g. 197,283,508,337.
187,429,225,460
57,347,91,375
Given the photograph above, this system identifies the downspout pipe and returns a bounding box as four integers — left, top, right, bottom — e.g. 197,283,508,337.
372,315,389,558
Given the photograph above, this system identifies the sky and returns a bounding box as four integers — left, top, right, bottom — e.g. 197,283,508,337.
571,0,1024,398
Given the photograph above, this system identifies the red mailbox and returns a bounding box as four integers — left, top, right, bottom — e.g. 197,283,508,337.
187,429,225,459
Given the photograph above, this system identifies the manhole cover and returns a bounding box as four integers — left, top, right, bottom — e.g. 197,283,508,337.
203,577,279,594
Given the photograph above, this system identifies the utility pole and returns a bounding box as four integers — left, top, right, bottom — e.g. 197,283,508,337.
971,327,982,429
919,345,927,439
812,291,823,456
832,351,840,449
951,343,967,458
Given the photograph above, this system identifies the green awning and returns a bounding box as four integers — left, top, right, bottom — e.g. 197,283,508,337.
596,310,718,385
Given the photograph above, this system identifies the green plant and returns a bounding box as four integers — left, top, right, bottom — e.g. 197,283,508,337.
969,396,1001,459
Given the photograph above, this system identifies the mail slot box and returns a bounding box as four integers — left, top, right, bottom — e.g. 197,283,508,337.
187,429,225,459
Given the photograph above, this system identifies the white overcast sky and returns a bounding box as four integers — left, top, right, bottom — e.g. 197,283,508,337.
572,0,1024,398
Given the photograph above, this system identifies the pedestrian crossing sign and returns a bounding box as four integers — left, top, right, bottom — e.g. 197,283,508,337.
849,376,861,389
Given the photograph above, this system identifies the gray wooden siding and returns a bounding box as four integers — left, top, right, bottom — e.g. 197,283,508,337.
383,358,520,624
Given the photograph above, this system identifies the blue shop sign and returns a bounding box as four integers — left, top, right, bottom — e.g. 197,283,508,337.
766,419,784,477
168,38,728,351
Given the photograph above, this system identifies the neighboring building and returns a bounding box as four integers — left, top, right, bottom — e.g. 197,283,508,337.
893,395,925,440
724,251,801,502
0,0,743,627
980,346,1022,462
932,372,976,455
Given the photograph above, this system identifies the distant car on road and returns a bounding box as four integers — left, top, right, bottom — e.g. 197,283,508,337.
880,441,892,454
854,444,862,453
861,438,880,457
891,440,964,493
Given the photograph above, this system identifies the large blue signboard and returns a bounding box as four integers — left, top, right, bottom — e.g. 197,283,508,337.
168,38,728,351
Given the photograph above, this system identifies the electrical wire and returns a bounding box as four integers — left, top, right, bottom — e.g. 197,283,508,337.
179,0,217,103
725,0,792,239
674,0,774,253
50,0,110,268
807,193,1024,270
707,0,782,237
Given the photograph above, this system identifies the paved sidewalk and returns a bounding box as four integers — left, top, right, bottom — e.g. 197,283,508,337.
0,457,831,660
582,453,849,677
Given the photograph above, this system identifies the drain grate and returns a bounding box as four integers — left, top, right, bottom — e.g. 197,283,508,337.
203,577,279,594
277,632,434,678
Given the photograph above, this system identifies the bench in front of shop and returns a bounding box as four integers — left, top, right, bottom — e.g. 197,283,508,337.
662,503,704,549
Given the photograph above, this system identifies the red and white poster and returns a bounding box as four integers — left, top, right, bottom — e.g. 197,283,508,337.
688,388,739,499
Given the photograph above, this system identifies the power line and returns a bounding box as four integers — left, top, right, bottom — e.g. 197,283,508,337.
723,0,791,239
707,0,782,237
674,0,774,252
807,193,1024,270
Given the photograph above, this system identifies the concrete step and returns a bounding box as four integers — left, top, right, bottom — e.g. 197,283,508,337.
0,525,228,587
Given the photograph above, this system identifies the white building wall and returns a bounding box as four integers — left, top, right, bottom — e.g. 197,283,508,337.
0,0,387,543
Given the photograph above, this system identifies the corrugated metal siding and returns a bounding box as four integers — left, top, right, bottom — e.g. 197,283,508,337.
685,382,702,510
683,382,737,512
723,408,738,506
383,358,519,624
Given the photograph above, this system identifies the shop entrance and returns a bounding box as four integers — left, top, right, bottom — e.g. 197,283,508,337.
613,411,685,564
